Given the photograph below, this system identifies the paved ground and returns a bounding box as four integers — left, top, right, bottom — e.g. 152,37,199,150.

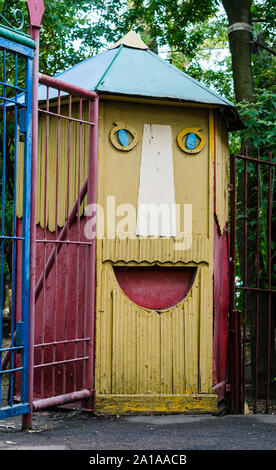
0,409,275,456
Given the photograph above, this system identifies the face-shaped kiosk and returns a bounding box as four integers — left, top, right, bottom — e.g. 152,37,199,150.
16,31,243,414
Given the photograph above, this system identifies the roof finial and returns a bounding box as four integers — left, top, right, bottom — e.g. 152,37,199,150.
110,30,149,50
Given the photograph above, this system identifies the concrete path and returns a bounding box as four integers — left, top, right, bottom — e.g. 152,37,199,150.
0,410,275,452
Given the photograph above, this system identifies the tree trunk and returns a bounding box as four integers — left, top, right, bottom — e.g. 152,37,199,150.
222,0,255,103
222,0,275,404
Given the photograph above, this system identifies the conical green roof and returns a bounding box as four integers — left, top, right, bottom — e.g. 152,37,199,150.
38,31,244,130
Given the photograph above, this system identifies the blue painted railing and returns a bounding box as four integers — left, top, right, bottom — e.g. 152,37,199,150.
0,34,33,419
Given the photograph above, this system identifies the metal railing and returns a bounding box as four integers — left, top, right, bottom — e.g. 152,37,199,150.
229,149,275,414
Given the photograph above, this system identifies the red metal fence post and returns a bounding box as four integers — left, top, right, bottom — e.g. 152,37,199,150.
22,0,44,430
81,95,99,411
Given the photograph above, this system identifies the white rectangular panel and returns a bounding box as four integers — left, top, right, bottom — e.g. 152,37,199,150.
136,124,176,237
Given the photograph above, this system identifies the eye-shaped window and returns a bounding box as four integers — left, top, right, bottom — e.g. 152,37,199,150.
177,127,205,154
110,123,138,151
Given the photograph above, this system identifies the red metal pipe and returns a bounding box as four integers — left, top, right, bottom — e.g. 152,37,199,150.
33,389,93,410
38,73,98,100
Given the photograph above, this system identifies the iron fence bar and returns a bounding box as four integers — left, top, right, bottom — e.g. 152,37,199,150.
38,108,94,126
0,95,27,106
233,154,276,166
229,153,243,414
35,239,92,246
254,152,261,413
0,49,7,408
66,94,72,392
43,84,49,396
0,366,24,375
0,235,24,240
237,286,276,293
34,337,90,348
9,52,19,408
266,151,272,413
230,151,275,415
0,345,23,352
242,147,248,412
0,80,26,93
33,356,89,369
229,154,236,413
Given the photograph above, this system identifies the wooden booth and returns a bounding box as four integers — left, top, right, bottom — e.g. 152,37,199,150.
16,31,243,414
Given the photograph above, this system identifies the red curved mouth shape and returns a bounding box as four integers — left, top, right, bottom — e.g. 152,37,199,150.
113,265,196,310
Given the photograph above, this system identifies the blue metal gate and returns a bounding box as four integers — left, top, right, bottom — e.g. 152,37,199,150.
0,22,34,419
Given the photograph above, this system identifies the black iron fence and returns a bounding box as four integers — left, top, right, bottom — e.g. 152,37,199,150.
229,149,275,414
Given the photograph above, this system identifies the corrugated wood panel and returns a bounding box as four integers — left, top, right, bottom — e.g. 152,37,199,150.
101,235,210,264
95,263,212,396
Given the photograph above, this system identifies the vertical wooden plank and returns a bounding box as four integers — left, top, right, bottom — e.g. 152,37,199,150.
199,265,213,393
149,311,161,395
172,306,185,394
136,308,161,394
112,287,137,394
136,307,148,394
125,301,137,394
160,311,173,394
184,282,199,394
112,288,122,394
98,263,113,394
